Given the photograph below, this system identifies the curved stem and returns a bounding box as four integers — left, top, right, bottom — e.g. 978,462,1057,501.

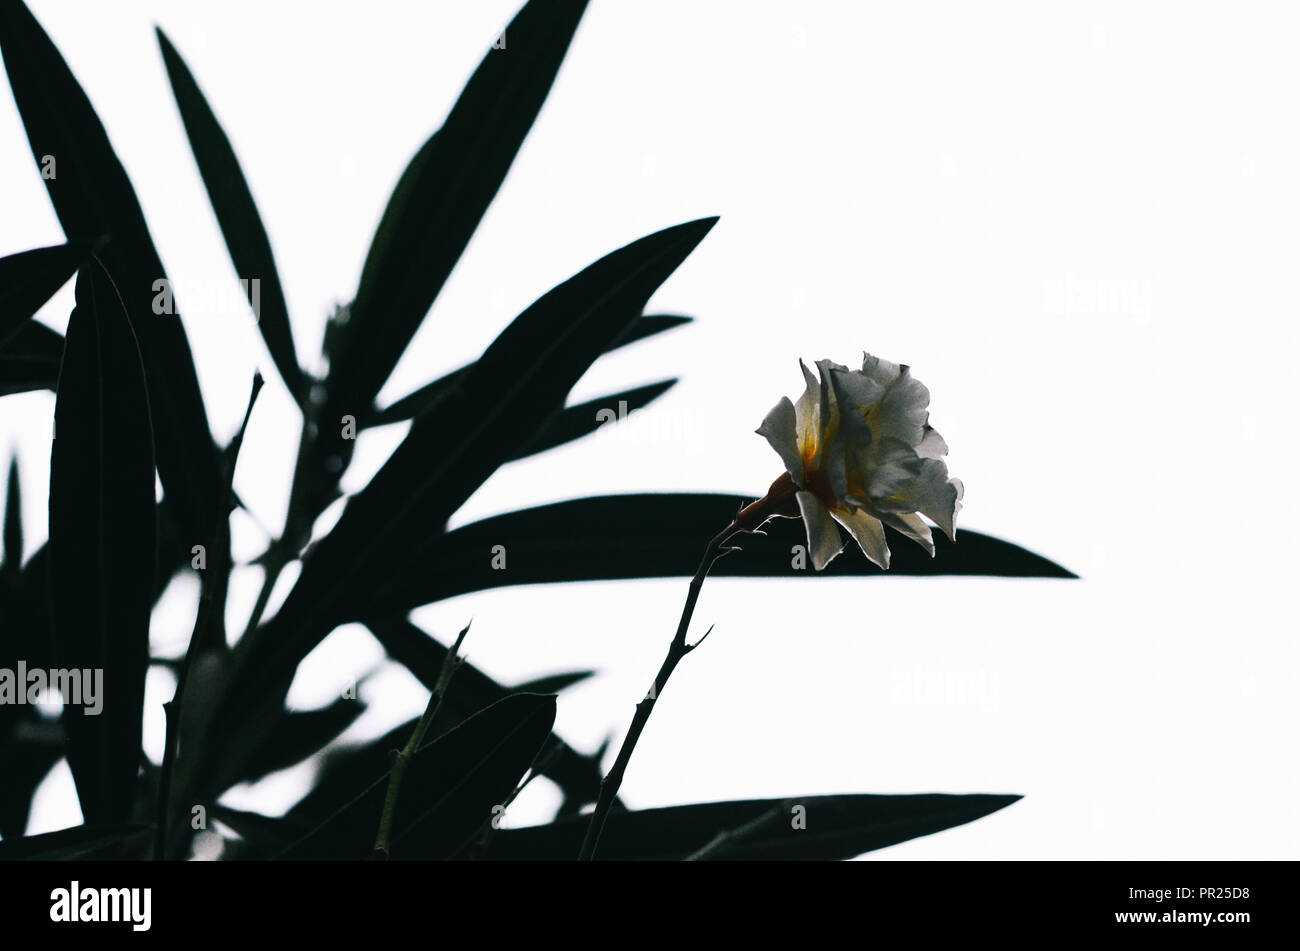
578,520,740,861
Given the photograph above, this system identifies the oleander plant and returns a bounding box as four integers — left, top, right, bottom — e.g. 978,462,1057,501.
0,0,1073,861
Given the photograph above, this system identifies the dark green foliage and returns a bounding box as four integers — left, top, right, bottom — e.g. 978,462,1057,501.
362,617,609,815
481,794,1023,860
279,694,557,860
157,29,306,404
0,318,63,395
0,822,151,860
366,314,690,427
363,494,1077,614
0,0,224,550
0,0,1071,859
0,242,90,396
0,241,94,342
48,259,155,825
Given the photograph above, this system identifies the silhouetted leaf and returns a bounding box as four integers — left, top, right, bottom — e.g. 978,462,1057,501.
510,378,676,461
280,0,590,547
511,670,596,695
365,493,1076,613
0,724,63,838
157,29,305,403
610,313,692,348
279,694,556,859
0,319,62,394
0,822,151,860
232,698,366,786
362,618,607,811
0,241,93,342
0,0,224,546
208,804,298,857
327,0,589,421
0,472,60,838
1,455,19,577
367,314,691,427
0,543,56,842
48,258,155,824
224,219,717,731
277,716,421,843
3,544,50,667
483,793,1022,860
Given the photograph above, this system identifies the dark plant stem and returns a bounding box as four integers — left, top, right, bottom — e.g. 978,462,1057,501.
239,541,288,643
156,374,262,860
578,519,742,861
238,380,323,645
372,621,471,858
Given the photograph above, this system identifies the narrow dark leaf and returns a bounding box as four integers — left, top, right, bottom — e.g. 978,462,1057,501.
0,0,224,545
12,495,188,627
231,698,365,786
0,241,92,343
208,804,300,857
511,670,596,695
226,218,716,728
0,319,62,394
0,822,151,860
3,544,50,666
367,313,691,427
610,313,692,348
366,493,1076,613
276,715,422,845
156,29,305,402
217,701,607,856
0,492,60,839
279,694,556,860
1,455,19,575
509,378,676,461
49,258,156,824
282,0,590,548
0,727,63,838
363,617,607,810
327,0,589,419
482,793,1023,860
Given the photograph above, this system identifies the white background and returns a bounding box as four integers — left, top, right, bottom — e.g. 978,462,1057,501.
2,0,1297,858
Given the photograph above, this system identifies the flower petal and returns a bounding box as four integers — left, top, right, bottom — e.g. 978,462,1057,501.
864,437,924,506
860,352,903,387
794,359,822,466
916,424,949,460
870,365,931,448
827,364,885,441
761,356,961,550
755,396,805,485
877,510,935,557
796,490,844,570
905,458,963,541
830,506,891,569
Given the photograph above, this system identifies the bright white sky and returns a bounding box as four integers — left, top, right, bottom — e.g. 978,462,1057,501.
2,0,1298,859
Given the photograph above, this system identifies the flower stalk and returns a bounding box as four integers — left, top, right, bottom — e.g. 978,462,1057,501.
580,353,961,859
578,478,802,861
577,523,735,859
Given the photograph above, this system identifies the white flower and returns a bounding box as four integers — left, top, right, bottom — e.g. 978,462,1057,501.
753,355,963,570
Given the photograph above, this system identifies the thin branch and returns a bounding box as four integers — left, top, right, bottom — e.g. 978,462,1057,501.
155,373,262,860
577,519,744,860
372,621,471,858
